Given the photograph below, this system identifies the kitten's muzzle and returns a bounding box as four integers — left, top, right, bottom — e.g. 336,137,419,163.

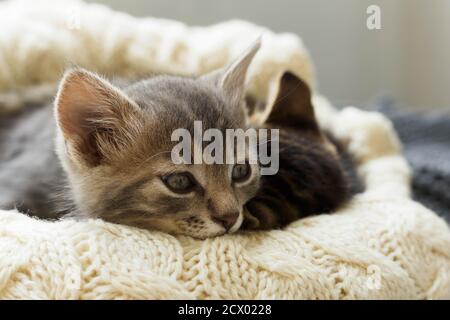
212,211,240,231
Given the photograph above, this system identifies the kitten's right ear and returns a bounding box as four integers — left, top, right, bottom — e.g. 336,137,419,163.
219,38,261,105
201,38,261,108
55,68,142,167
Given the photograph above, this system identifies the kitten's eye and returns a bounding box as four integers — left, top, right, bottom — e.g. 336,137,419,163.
162,172,196,193
232,163,251,182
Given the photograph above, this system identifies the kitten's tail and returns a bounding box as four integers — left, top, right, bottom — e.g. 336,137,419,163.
0,83,58,115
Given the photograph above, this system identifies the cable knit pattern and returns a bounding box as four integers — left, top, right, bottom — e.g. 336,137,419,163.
1,0,450,299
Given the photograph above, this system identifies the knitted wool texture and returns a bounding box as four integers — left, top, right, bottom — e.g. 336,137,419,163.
0,0,450,299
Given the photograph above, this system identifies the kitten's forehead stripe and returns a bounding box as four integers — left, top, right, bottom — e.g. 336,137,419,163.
124,75,240,133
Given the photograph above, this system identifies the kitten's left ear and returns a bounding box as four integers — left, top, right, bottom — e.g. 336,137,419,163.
218,38,261,106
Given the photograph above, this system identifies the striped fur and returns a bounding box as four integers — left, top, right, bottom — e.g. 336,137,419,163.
0,41,262,239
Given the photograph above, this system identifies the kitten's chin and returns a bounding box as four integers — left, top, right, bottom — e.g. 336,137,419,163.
177,227,227,240
189,231,227,240
175,223,227,240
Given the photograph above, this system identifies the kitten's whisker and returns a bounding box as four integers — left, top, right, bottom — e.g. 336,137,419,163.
257,138,279,146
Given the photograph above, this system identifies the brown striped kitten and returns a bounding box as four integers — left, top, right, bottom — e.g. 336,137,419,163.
242,72,362,230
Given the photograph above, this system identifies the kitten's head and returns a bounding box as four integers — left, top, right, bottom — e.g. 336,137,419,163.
54,40,261,239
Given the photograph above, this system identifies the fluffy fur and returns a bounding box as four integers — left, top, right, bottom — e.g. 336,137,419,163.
0,43,359,239
0,41,263,239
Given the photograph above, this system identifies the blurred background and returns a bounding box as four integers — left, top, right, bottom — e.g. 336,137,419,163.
87,0,450,110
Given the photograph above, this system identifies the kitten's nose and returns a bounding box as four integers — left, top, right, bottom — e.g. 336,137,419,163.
214,212,239,231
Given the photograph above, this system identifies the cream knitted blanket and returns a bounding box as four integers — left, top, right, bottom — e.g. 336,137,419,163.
1,0,450,300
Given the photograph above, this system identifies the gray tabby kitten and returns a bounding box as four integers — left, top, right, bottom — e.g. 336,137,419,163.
0,41,262,239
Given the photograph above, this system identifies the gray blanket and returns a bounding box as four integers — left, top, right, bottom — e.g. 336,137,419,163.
375,102,450,223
